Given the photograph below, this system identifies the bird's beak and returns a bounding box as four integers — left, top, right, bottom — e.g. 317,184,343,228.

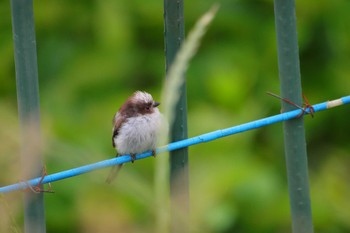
153,101,160,107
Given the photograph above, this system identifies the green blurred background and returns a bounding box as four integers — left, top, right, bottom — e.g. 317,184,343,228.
1,0,350,232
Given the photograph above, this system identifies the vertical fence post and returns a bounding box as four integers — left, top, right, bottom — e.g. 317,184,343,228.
274,1,314,233
10,0,46,232
164,0,189,232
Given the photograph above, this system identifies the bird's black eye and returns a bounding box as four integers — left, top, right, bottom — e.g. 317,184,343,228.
145,104,152,111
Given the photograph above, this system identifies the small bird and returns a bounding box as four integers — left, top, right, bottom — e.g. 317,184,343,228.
106,91,162,183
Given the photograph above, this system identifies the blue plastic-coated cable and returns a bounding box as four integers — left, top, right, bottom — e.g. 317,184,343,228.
1,96,349,194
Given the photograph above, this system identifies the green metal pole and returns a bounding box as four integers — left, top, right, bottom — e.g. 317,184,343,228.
10,0,46,232
164,0,189,232
274,1,314,233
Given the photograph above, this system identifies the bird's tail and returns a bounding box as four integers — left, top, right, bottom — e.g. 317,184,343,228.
106,164,124,184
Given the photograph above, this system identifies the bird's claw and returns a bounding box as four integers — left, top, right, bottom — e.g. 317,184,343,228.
151,149,156,158
130,153,136,163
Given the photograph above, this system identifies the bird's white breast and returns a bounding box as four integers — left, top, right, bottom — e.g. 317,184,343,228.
114,110,162,155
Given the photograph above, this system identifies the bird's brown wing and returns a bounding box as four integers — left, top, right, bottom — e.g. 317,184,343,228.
112,112,125,148
108,112,126,183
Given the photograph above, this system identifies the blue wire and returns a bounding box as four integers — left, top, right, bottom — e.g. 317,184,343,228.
1,96,349,193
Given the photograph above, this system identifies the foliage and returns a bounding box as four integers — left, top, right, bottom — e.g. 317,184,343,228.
1,0,350,232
